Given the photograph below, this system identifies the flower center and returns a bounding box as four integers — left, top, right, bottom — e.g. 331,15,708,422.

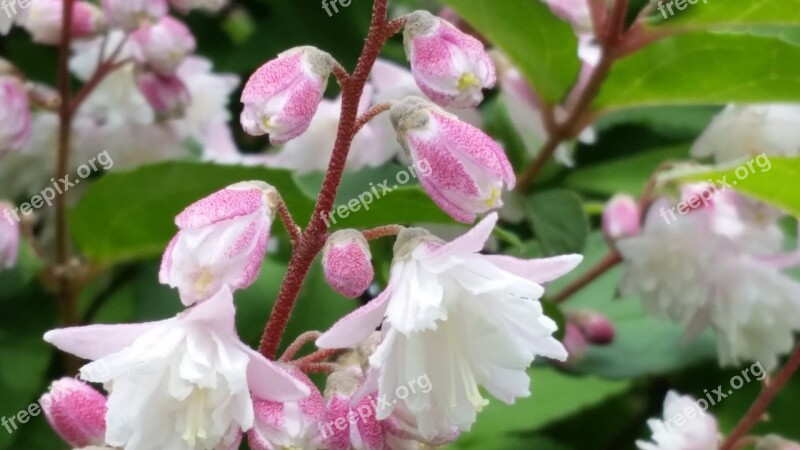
445,321,489,411
458,73,480,91
484,187,502,208
261,115,274,130
194,269,214,297
182,388,210,446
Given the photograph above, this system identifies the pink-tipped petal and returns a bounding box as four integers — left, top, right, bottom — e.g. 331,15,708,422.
43,321,162,361
482,254,583,284
316,277,396,349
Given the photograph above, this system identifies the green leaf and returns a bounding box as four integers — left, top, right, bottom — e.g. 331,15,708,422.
454,367,630,445
524,190,589,256
650,0,800,29
70,162,315,265
441,0,580,103
678,156,800,216
594,33,800,111
0,241,44,300
565,145,690,196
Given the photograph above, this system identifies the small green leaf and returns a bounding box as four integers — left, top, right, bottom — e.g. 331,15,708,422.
649,0,800,29
525,190,589,256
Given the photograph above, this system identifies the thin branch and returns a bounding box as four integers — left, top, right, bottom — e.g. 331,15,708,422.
332,62,350,88
354,101,393,134
276,198,302,244
294,348,340,366
552,251,622,304
258,0,403,360
720,345,800,450
297,362,340,374
279,331,321,362
362,225,404,241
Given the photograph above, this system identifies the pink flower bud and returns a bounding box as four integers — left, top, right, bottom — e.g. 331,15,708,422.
389,97,515,223
0,77,31,155
403,10,495,108
102,0,167,31
40,378,107,448
159,181,278,305
23,0,105,45
248,369,324,450
0,201,20,269
602,194,640,242
136,71,191,118
571,311,616,345
131,16,196,75
562,322,588,363
323,230,373,298
240,46,334,144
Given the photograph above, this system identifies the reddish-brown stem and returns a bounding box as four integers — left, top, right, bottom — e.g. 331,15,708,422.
354,101,393,134
332,62,350,87
297,362,340,374
279,331,321,362
294,348,341,366
720,345,800,450
277,198,302,244
362,225,405,240
257,1,404,359
552,251,622,304
517,0,630,192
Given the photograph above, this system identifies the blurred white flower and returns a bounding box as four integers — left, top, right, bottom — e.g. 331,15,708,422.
636,391,720,450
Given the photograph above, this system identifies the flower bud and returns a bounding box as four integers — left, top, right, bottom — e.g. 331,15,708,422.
102,0,167,31
403,10,495,108
136,71,191,119
131,16,196,76
159,181,278,305
562,322,588,364
248,369,324,450
0,77,31,155
389,96,515,223
40,378,107,448
602,194,640,243
0,201,20,269
323,230,373,298
570,311,616,345
23,0,105,45
240,46,334,144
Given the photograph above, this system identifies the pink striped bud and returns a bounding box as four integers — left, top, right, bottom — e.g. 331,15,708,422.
240,46,334,144
159,181,278,305
390,97,515,223
136,71,191,118
0,201,20,269
102,0,167,31
131,16,196,75
23,0,105,45
248,369,325,450
403,10,495,108
0,76,31,155
323,230,373,298
570,311,616,345
602,194,640,243
40,378,107,448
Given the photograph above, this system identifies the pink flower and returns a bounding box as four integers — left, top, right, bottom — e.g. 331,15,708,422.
323,230,374,298
159,181,277,306
40,378,107,448
102,0,167,31
241,46,334,144
248,369,325,450
131,16,196,76
389,97,515,223
403,10,495,108
0,201,19,270
602,194,641,243
44,287,309,450
318,214,581,440
137,71,192,118
22,0,105,45
0,77,31,156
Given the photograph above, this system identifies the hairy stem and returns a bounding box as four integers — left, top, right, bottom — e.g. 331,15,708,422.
363,225,405,240
279,331,322,362
258,0,404,359
720,345,800,450
552,251,621,304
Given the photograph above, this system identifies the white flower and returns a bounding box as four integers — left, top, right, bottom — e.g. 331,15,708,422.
44,287,309,450
318,213,581,440
692,104,800,163
636,391,720,450
618,192,800,370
